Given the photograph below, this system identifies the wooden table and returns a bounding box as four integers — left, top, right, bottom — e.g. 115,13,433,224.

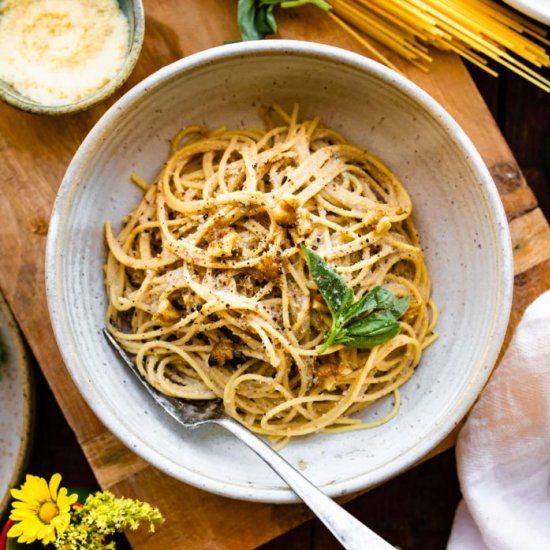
1,1,549,548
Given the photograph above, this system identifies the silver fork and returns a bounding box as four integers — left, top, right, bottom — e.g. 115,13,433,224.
103,329,394,550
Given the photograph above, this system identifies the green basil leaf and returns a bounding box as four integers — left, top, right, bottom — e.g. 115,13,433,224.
344,316,399,337
389,296,410,319
344,324,401,349
341,286,394,324
238,0,266,40
255,3,277,36
301,246,353,319
237,0,331,42
302,246,409,353
371,296,410,322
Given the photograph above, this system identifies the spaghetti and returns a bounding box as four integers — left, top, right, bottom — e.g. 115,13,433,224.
328,0,550,92
105,105,437,444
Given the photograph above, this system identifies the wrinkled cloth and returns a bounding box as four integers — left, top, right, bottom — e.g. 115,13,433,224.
448,290,550,550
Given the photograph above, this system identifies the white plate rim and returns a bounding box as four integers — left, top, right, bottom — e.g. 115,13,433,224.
0,292,34,518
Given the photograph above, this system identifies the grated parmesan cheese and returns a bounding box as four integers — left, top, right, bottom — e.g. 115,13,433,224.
0,0,130,105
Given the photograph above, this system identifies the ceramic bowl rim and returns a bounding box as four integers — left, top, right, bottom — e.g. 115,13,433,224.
45,39,514,502
0,292,34,519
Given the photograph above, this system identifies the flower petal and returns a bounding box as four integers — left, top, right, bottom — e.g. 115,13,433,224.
48,473,61,500
7,522,23,538
11,517,42,543
9,509,36,521
10,487,40,507
10,501,39,511
37,523,57,544
57,487,78,511
21,476,44,504
34,476,51,502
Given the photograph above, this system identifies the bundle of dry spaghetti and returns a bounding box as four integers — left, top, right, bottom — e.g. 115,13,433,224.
327,0,550,91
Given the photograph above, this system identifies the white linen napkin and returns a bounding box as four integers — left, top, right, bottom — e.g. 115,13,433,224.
447,290,550,550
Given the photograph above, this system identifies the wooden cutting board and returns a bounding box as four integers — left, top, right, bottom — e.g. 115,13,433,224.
1,1,549,548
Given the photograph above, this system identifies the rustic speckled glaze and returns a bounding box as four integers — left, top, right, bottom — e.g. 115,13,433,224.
0,0,145,115
46,41,513,503
0,292,33,519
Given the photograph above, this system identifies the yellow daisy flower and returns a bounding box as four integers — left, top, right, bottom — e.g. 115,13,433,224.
7,473,78,545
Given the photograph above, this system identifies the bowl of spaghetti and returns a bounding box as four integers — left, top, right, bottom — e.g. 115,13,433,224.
46,40,513,502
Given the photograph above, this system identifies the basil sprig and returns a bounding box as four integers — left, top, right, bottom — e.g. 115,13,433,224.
237,0,331,41
301,246,410,353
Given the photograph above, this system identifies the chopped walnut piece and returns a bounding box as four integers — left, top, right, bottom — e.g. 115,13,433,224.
255,254,282,280
125,267,145,286
208,340,235,367
316,361,353,391
207,228,239,258
273,197,300,228
295,213,313,237
152,298,181,323
177,291,201,312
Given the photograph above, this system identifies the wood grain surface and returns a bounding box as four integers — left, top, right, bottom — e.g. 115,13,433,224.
0,1,549,548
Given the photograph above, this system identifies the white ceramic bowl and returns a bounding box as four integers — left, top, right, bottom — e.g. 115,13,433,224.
46,40,513,503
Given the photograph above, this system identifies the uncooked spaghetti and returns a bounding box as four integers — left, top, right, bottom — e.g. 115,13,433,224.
328,0,550,92
105,105,437,444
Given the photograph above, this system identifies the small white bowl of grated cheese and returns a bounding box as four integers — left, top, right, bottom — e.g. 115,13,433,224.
0,0,144,115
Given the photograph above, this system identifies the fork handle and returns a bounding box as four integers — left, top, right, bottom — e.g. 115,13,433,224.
217,416,394,550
